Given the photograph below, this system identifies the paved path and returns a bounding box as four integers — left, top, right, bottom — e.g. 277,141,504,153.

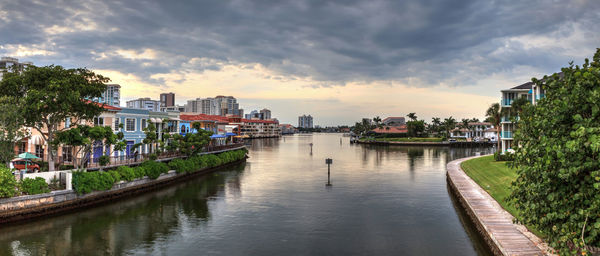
447,155,552,256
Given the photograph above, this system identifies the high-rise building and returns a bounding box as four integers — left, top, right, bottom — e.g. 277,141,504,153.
260,108,272,120
186,96,242,116
0,57,32,80
91,84,121,106
298,115,313,128
126,97,160,111
214,95,240,116
160,92,175,107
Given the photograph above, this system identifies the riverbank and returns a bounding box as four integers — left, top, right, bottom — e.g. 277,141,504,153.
446,155,551,255
0,147,247,224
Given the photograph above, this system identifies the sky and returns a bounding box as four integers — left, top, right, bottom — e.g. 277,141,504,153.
1,0,599,126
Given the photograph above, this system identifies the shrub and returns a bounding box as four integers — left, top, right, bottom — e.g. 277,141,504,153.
133,167,146,179
20,177,50,195
59,165,75,170
0,167,18,198
203,154,222,168
148,153,158,161
72,171,117,195
107,170,121,183
141,161,168,179
493,151,514,161
116,166,136,181
168,158,187,173
48,176,63,190
99,155,110,167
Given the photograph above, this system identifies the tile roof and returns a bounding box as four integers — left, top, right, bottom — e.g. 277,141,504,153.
84,100,121,111
181,114,279,124
371,125,408,134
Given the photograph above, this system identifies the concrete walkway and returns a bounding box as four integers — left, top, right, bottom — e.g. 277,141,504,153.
447,155,552,256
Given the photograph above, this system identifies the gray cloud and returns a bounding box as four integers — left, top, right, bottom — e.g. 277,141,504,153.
0,0,599,88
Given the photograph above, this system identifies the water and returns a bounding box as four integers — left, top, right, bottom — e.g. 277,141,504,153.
0,134,495,255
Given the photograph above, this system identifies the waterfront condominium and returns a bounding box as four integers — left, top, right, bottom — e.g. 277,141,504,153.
160,92,175,108
500,77,547,152
0,57,33,80
298,115,313,128
126,97,161,112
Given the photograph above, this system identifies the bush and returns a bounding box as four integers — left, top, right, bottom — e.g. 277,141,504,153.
72,171,117,195
0,167,18,198
116,166,136,181
203,154,222,168
133,167,146,179
99,155,110,167
107,171,121,183
493,151,514,161
59,165,75,170
141,161,168,179
20,177,50,195
168,158,188,173
148,153,158,161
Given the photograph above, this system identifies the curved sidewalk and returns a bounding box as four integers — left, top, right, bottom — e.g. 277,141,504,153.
447,155,551,256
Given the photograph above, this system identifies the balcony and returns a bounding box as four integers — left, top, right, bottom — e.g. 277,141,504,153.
502,99,513,106
501,131,513,139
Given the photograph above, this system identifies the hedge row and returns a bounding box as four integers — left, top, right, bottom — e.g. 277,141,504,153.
169,148,247,173
0,168,51,198
72,149,247,195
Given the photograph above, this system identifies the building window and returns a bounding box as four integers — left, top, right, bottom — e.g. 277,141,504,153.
141,119,147,130
180,125,185,133
35,145,44,160
65,117,71,128
18,141,26,154
94,117,104,126
126,118,136,132
114,118,120,130
62,146,73,163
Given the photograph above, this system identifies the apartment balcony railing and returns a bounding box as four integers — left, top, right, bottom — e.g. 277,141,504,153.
502,99,513,106
501,131,513,139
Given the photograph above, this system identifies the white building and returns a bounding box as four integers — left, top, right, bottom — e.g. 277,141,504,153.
96,84,121,106
298,115,313,128
260,108,271,120
500,74,553,152
0,57,32,80
382,117,406,126
185,96,242,116
126,97,160,112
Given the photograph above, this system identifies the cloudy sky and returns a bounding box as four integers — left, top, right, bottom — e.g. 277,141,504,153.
1,0,599,125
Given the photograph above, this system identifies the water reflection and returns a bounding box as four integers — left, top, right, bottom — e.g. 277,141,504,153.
0,163,245,255
0,134,497,256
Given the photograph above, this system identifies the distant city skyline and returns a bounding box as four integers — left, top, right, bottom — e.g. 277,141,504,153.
1,1,599,125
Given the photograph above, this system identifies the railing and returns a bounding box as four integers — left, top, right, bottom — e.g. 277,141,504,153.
69,143,245,170
502,99,513,106
501,131,513,139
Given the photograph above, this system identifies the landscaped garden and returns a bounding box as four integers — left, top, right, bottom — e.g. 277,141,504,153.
368,137,445,142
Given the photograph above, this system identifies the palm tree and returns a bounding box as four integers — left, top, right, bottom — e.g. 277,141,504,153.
407,112,417,121
373,116,383,129
442,116,456,138
485,103,502,149
460,118,470,138
431,117,441,135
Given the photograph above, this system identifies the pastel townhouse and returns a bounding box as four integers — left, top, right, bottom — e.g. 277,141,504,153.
114,108,150,159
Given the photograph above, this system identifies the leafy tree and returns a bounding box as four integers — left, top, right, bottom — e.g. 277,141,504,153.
509,49,600,255
429,117,442,135
0,65,108,171
169,123,212,157
406,120,425,137
485,103,503,148
53,125,126,169
0,96,28,167
143,122,158,154
509,97,530,121
0,167,18,198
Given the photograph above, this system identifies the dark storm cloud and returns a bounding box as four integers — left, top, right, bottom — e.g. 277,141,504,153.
0,0,598,87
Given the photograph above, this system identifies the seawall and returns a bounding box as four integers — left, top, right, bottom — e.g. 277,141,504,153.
446,155,551,256
0,148,247,224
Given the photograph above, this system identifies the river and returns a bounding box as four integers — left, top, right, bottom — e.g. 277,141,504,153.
0,133,495,255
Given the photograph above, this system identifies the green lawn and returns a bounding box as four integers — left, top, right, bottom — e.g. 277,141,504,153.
367,137,445,142
461,155,544,238
461,155,518,216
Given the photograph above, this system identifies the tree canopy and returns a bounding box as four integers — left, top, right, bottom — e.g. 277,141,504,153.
509,49,600,255
0,65,109,171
